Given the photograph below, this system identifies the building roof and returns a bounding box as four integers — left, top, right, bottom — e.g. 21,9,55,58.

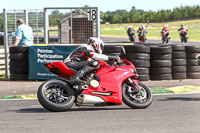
59,9,88,24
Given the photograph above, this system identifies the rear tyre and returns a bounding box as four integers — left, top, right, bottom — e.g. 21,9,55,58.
122,81,152,109
37,79,75,112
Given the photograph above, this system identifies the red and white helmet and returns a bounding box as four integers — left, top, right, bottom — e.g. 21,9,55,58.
128,26,133,29
164,24,168,28
87,37,104,54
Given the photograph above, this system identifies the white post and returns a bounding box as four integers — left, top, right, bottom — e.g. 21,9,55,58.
3,9,9,79
70,9,73,44
96,7,100,38
24,9,29,25
44,8,49,44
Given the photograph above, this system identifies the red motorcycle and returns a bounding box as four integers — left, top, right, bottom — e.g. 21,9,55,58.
138,29,147,42
161,30,170,43
37,50,152,112
179,29,188,43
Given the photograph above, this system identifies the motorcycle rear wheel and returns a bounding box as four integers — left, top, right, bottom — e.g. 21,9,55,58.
37,79,75,112
122,81,152,109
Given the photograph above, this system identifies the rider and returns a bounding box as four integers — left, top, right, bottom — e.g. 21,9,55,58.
161,24,170,38
137,25,147,40
127,26,135,35
64,37,120,86
137,25,146,34
178,24,188,37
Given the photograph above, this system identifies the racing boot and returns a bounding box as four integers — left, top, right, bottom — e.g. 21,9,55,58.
69,70,87,85
69,65,97,86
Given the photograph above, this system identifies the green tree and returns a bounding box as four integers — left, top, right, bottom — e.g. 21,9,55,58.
0,14,3,31
49,10,64,26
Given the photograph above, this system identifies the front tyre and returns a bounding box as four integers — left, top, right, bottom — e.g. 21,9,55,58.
184,35,188,43
166,38,169,43
122,81,152,109
37,79,75,112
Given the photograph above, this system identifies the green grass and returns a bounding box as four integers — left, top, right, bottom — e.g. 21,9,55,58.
100,19,200,41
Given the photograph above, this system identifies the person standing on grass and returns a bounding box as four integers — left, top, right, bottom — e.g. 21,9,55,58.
14,19,34,46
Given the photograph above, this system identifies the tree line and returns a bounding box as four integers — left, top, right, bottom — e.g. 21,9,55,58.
100,5,200,24
0,5,200,31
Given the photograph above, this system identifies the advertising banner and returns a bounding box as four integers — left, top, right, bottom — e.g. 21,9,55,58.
29,45,79,80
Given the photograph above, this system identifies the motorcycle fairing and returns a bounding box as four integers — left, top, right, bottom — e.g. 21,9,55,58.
46,62,76,79
82,65,137,104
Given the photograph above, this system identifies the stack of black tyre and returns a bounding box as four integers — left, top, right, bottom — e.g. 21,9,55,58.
125,45,151,81
185,45,200,79
103,45,123,65
150,45,172,80
9,46,29,80
171,45,187,79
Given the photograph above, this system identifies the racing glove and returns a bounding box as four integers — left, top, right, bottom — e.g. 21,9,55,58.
108,55,120,61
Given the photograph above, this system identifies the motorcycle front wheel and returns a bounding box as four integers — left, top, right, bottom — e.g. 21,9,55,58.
129,35,135,42
37,79,75,112
184,36,188,43
122,81,152,109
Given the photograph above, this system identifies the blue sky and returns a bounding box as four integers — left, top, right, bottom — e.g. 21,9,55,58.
1,0,200,12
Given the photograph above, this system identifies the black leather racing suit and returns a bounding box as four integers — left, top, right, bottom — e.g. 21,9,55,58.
127,28,135,36
64,45,117,75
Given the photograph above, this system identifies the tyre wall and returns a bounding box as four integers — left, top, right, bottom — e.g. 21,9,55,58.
150,45,172,80
172,45,187,79
9,46,29,80
8,44,200,81
124,45,150,81
185,45,200,79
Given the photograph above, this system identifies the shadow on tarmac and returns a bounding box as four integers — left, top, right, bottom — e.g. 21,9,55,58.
159,97,200,101
14,107,132,113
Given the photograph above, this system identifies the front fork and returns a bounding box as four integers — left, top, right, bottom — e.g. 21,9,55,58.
127,78,141,92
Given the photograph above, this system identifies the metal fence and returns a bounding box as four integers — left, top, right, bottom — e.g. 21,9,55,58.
44,7,100,44
3,9,44,46
3,7,100,46
3,7,100,79
3,9,45,79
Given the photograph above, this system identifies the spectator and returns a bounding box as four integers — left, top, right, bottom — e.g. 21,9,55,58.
14,19,34,46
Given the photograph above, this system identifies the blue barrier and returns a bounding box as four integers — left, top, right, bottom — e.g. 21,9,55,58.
29,45,79,80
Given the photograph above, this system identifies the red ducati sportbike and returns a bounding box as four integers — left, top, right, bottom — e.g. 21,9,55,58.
37,52,153,112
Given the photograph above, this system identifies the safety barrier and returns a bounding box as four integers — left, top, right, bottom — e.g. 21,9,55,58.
7,44,200,81
150,45,172,80
9,47,29,80
172,45,187,79
124,45,150,81
125,44,200,81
